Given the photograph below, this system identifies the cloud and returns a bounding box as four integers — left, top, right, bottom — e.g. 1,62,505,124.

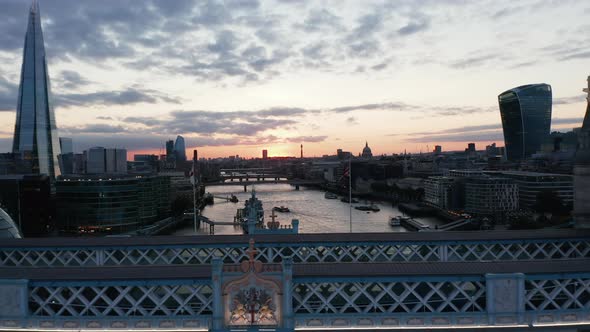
346,116,358,125
61,124,128,134
449,53,498,69
285,135,328,143
397,17,430,35
56,70,92,90
0,76,18,111
554,96,585,105
55,87,181,108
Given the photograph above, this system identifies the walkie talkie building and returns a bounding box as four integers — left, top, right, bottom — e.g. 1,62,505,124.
12,1,61,178
498,84,552,161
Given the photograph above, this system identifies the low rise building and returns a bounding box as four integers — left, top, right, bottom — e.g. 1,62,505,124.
485,171,573,209
465,177,518,218
424,176,462,210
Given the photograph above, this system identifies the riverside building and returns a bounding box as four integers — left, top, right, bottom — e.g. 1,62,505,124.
55,175,170,235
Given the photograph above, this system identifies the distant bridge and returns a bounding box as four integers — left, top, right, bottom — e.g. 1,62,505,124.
204,178,324,190
0,230,589,331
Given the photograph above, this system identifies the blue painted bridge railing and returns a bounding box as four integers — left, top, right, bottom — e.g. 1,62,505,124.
0,229,589,267
0,259,589,331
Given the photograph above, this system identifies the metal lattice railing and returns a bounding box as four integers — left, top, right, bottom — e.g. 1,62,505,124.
1,239,589,267
29,283,214,317
292,280,486,314
525,277,590,311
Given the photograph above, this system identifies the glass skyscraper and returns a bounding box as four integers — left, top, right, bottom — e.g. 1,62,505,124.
498,84,552,161
12,1,61,178
174,135,187,162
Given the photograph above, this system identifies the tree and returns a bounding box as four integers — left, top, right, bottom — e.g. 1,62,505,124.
533,191,569,216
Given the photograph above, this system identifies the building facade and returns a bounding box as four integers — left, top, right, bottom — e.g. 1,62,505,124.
465,177,518,217
55,175,171,234
174,135,187,162
11,2,61,178
424,176,462,210
86,147,127,174
498,84,552,161
486,171,573,210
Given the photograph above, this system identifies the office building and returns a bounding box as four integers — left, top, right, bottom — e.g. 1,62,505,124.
465,177,518,217
433,145,442,154
424,176,462,210
174,135,187,162
498,84,552,161
574,76,590,228
262,150,268,160
59,137,73,154
486,171,573,209
85,147,127,174
56,175,171,234
165,140,174,158
11,2,61,178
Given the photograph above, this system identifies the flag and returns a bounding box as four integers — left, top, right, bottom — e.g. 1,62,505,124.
189,160,196,185
338,167,350,182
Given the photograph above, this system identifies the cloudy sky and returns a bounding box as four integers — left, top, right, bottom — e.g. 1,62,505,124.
0,0,588,158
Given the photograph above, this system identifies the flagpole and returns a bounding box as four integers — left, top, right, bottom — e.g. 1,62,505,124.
192,150,198,234
193,161,197,234
349,156,352,233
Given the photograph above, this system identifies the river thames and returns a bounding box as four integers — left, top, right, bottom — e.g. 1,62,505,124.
173,184,443,235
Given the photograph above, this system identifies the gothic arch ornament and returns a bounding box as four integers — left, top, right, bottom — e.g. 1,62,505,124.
222,239,283,327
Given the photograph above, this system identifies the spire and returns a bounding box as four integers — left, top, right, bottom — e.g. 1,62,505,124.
365,141,368,148
30,0,39,14
12,0,61,178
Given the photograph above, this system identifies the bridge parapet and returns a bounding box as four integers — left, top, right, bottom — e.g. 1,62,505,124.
0,259,589,331
0,230,589,267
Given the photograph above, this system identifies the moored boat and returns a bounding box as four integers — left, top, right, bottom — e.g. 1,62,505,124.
273,206,290,213
324,192,338,199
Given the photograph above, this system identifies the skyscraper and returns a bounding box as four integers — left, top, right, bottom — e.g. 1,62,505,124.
165,140,174,158
174,135,186,162
12,1,61,178
498,84,552,161
574,76,590,229
59,137,73,154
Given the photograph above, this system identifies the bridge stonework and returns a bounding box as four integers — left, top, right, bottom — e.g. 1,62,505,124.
0,230,589,331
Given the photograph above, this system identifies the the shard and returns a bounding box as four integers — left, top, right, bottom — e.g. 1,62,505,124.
12,1,61,178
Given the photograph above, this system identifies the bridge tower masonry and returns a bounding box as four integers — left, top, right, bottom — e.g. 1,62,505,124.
574,75,590,228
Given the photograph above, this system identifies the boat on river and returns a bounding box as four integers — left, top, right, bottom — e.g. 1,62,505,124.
273,206,290,213
355,204,380,212
324,192,338,199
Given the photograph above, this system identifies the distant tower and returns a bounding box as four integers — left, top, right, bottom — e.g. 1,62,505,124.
12,1,61,178
498,84,552,160
300,144,303,159
361,141,373,158
574,75,590,229
174,135,186,162
262,149,268,160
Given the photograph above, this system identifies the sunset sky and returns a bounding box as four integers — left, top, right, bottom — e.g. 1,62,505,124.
0,0,588,158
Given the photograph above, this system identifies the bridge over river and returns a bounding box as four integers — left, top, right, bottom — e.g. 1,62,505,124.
0,229,589,331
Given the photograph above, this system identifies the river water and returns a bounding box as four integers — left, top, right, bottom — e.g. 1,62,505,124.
172,184,443,235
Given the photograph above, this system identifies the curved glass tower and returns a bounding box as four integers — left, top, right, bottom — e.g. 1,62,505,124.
174,135,186,162
498,84,552,161
12,1,61,178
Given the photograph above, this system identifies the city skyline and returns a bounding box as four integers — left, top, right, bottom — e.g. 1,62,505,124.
0,0,588,158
